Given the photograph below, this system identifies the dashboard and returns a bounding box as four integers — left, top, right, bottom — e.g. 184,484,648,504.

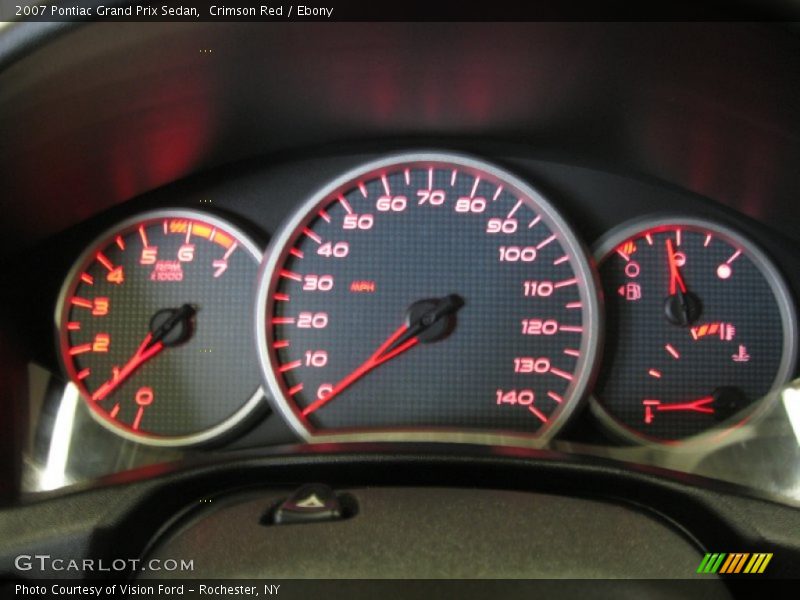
1,17,799,586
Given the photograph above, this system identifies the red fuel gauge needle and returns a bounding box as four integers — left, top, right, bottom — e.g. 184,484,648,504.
656,396,715,414
301,294,464,417
666,238,687,295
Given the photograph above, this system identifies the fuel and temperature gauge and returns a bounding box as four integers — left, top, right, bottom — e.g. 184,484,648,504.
592,217,797,445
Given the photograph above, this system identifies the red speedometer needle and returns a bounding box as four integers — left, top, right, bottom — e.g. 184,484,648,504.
91,333,164,401
666,238,687,295
301,294,464,417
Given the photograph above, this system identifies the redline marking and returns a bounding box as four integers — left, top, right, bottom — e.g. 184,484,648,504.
109,403,120,418
139,225,149,247
450,169,458,186
676,229,682,246
616,249,631,262
70,297,93,309
726,249,742,264
665,344,680,359
559,325,584,333
274,293,290,301
528,405,548,423
338,195,353,214
96,252,114,271
528,215,542,229
470,176,481,198
550,367,574,381
289,248,304,258
381,174,391,196
547,391,564,404
273,340,290,348
537,234,556,250
279,269,302,281
358,181,368,197
704,234,712,247
565,301,582,309
80,273,94,285
288,383,304,396
506,200,523,219
645,233,653,245
318,209,331,223
209,228,217,242
302,228,321,244
163,220,168,234
279,360,302,373
67,322,81,331
272,317,296,325
77,368,91,380
427,168,434,190
69,344,92,356
404,168,411,185
115,236,125,250
554,278,578,288
553,255,570,265
493,186,503,201
132,407,144,430
223,241,238,260
649,369,662,378
563,348,581,357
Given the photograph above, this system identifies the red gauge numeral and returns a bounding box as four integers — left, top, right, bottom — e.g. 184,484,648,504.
317,241,349,258
302,274,334,292
513,357,551,374
213,259,228,277
486,218,518,234
92,333,110,353
316,383,334,400
297,312,329,329
521,319,559,335
135,386,154,406
499,246,537,262
140,247,158,265
178,244,195,262
455,197,486,213
496,389,535,405
91,297,109,316
417,190,446,206
343,214,374,230
376,196,408,212
106,267,124,284
523,281,554,297
304,350,329,367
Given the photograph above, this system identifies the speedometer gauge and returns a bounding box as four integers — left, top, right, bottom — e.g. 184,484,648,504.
256,152,601,446
592,217,797,445
57,210,266,446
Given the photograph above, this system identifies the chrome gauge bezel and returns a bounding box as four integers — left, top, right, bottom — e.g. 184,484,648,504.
255,151,603,448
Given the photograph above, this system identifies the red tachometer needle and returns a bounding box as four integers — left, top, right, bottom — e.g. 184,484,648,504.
666,238,687,295
301,324,419,416
91,333,164,401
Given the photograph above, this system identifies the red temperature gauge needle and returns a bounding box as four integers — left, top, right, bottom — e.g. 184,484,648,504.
301,294,464,417
656,396,715,414
91,333,164,401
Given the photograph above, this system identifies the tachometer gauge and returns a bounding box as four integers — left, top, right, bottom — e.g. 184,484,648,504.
256,152,601,446
57,210,265,446
592,217,797,445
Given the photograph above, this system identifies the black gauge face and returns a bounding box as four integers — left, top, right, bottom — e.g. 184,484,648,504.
256,153,601,446
593,219,797,444
58,210,265,446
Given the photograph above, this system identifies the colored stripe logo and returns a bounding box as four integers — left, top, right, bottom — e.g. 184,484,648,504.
697,553,772,574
